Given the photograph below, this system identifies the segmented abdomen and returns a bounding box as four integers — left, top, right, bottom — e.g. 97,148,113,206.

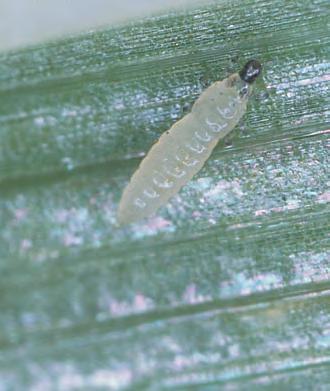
118,76,248,224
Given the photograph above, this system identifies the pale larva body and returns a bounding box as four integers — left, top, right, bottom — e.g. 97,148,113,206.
118,60,262,224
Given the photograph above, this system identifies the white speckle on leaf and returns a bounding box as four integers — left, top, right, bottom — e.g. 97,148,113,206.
44,364,133,390
106,293,153,316
228,344,240,358
268,73,330,90
61,157,75,171
34,116,46,126
255,209,268,217
190,177,213,191
133,293,153,312
54,209,70,223
14,208,28,221
182,283,211,304
220,272,283,298
317,191,330,203
131,217,175,239
205,180,244,200
114,100,125,110
62,108,78,117
290,251,330,284
255,199,300,216
148,216,172,229
63,233,83,247
192,210,202,218
20,239,32,251
88,369,132,389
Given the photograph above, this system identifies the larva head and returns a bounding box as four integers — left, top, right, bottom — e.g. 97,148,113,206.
239,60,262,84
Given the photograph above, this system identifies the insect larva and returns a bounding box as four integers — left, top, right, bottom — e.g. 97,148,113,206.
118,60,262,224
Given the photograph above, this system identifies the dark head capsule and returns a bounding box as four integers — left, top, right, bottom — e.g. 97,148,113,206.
239,60,262,84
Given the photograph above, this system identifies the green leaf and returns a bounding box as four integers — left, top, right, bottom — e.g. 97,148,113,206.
0,0,329,389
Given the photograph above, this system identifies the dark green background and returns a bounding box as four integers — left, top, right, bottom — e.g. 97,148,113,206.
0,0,329,389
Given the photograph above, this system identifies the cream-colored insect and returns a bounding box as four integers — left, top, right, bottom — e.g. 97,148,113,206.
118,60,262,224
